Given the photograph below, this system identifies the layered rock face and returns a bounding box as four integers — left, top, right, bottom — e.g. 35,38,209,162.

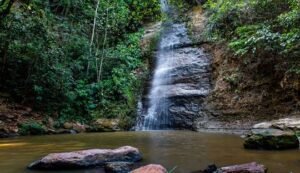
136,23,212,130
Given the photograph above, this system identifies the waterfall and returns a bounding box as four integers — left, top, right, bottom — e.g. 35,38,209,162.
160,0,169,12
136,0,212,131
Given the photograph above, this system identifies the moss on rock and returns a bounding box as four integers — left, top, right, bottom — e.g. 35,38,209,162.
244,129,299,150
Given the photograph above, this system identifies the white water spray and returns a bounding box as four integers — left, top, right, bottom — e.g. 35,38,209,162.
136,0,211,130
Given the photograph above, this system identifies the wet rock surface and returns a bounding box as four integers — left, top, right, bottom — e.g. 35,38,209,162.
131,164,167,173
244,129,299,150
220,162,267,173
136,22,212,130
104,162,135,173
195,162,266,173
27,146,142,170
253,118,300,131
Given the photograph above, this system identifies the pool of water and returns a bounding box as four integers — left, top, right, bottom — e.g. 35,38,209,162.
0,131,299,173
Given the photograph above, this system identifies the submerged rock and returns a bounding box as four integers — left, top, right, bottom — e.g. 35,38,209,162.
198,164,218,173
28,146,142,170
131,164,167,173
105,162,135,173
194,163,266,173
244,129,299,150
220,162,267,173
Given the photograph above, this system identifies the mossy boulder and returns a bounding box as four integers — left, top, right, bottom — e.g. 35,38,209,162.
88,119,121,132
244,129,299,150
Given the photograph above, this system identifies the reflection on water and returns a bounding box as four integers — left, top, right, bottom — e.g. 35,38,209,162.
0,131,299,173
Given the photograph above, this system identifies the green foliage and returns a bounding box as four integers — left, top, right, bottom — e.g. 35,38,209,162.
0,0,160,126
92,32,145,123
169,0,195,21
0,0,14,17
204,0,300,73
126,0,161,30
19,121,46,136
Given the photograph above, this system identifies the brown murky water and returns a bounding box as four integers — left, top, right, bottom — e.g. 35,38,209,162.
0,131,299,173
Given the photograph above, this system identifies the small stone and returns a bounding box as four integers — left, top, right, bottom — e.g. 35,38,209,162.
191,164,218,173
70,129,77,134
53,129,73,135
104,162,134,173
73,122,86,133
6,114,15,119
26,107,32,112
203,164,218,173
63,122,73,129
47,117,55,129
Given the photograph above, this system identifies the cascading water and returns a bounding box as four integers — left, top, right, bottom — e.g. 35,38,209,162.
136,0,211,130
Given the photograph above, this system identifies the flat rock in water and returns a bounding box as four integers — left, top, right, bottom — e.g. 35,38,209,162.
220,162,267,173
131,164,167,173
28,146,142,170
244,129,299,150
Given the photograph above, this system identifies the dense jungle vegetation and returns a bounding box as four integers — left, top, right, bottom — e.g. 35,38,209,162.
204,0,300,75
0,0,299,131
0,0,161,128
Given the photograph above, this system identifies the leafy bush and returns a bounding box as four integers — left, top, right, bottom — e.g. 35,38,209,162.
19,121,46,136
204,0,300,72
126,0,161,30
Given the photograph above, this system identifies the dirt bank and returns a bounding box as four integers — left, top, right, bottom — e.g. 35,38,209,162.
188,6,300,130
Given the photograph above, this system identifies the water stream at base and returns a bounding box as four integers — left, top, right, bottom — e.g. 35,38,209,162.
136,0,211,130
1,131,300,173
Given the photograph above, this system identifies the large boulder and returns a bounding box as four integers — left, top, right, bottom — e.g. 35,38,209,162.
63,122,86,133
244,129,299,150
253,118,300,131
220,162,267,173
28,146,142,170
131,164,167,173
89,119,121,132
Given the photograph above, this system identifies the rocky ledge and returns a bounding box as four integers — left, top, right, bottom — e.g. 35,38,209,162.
253,118,300,131
28,146,142,170
244,118,300,150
